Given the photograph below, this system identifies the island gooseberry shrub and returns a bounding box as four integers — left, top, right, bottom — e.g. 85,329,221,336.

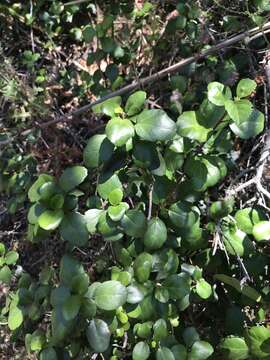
1,80,270,359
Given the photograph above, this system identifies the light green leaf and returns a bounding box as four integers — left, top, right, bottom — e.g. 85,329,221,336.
0,265,11,284
30,330,45,351
134,252,153,283
222,228,253,257
153,319,167,341
177,111,209,142
5,250,19,265
237,78,257,98
169,202,200,230
97,173,123,200
60,212,89,246
135,109,177,142
196,279,212,299
28,174,53,202
85,209,104,234
220,337,249,360
208,81,230,106
87,319,111,353
253,221,270,241
132,341,150,360
246,326,270,358
108,202,129,222
125,91,147,116
143,217,167,250
106,117,134,147
92,96,122,117
94,280,127,310
230,109,264,139
108,188,123,205
235,207,266,234
225,99,252,123
121,210,147,238
83,134,114,168
8,306,23,330
59,166,88,193
38,209,64,230
127,283,145,304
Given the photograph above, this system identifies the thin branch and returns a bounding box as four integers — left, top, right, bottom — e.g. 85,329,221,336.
147,185,153,221
31,21,270,129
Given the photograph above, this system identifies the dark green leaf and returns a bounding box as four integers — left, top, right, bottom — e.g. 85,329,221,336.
60,212,89,246
121,210,147,238
143,217,167,250
132,341,150,360
83,134,114,168
59,166,88,193
94,280,127,310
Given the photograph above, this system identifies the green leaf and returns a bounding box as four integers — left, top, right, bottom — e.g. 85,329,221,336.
169,202,200,230
127,283,145,304
132,341,150,360
208,81,230,106
98,212,123,241
108,203,129,222
220,337,249,360
28,174,53,202
183,327,200,347
83,25,95,42
252,221,270,241
85,209,104,234
94,280,127,310
196,279,212,299
87,319,111,353
59,255,85,287
134,252,153,283
121,210,147,238
164,274,190,300
50,286,71,307
40,348,58,360
235,207,267,234
106,117,135,147
246,326,270,358
156,347,175,360
177,111,209,142
214,274,261,302
51,305,74,343
225,99,252,123
59,166,88,193
237,79,257,98
0,265,11,284
71,273,89,295
209,198,234,220
171,344,188,359
97,173,123,200
222,228,253,257
133,141,160,170
125,91,147,116
5,250,19,265
62,295,81,321
135,109,177,142
230,109,264,139
60,212,89,246
143,217,167,250
92,96,122,117
29,330,45,351
8,306,23,330
188,341,214,360
153,319,167,341
38,181,57,201
38,209,64,230
108,188,123,205
83,134,114,168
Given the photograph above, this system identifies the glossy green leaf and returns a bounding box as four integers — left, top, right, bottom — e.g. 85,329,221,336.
156,347,175,360
225,99,252,123
188,340,214,360
135,109,177,142
5,250,19,265
196,279,212,299
246,326,270,358
230,109,264,139
169,202,199,229
127,283,145,304
125,91,147,116
87,319,111,353
85,208,104,234
28,174,53,202
121,210,147,238
235,207,267,234
153,319,167,341
220,337,249,360
208,81,230,106
97,173,123,200
132,341,150,360
236,78,256,98
83,134,114,168
143,217,167,250
177,111,209,142
60,212,89,246
38,209,64,230
134,252,153,283
108,188,123,205
133,141,160,170
108,202,129,221
106,117,135,147
164,274,190,300
59,166,88,193
38,181,57,201
0,265,11,284
222,228,253,257
252,221,270,241
94,280,127,310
